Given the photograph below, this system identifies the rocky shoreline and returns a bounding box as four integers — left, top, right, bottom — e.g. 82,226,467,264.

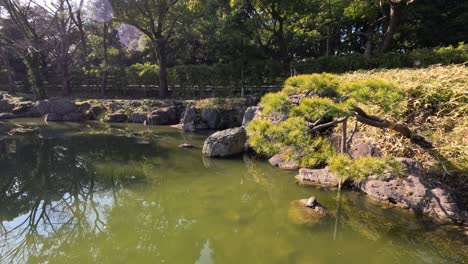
0,93,466,227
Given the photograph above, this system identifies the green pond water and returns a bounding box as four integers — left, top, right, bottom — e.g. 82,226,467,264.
0,119,466,264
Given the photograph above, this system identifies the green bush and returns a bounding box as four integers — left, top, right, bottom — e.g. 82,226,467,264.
259,92,292,117
283,73,340,97
342,78,405,114
247,72,407,180
329,155,388,182
127,63,159,85
293,43,467,74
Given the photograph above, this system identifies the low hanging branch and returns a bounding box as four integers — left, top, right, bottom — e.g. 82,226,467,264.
306,117,347,134
350,106,432,149
306,106,432,149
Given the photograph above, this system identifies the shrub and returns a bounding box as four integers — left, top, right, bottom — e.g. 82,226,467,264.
342,78,405,115
246,118,281,156
291,97,347,121
293,43,467,74
283,73,340,97
127,63,159,85
329,155,388,182
247,71,408,181
259,92,292,117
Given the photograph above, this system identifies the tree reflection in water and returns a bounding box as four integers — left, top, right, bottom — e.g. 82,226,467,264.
0,123,165,263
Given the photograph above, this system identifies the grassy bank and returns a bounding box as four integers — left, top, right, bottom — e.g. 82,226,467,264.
339,64,467,189
248,63,467,204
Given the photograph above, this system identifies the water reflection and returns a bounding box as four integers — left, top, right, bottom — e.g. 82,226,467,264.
0,120,466,263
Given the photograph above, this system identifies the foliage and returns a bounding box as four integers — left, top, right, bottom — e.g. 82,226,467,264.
291,97,347,121
294,43,468,74
338,64,467,201
127,63,160,85
283,73,340,97
341,78,405,114
247,70,459,182
329,155,388,182
259,93,291,117
246,119,281,156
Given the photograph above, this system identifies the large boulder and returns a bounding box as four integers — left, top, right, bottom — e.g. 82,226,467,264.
50,99,77,115
147,106,178,125
219,109,244,128
30,100,52,116
295,167,342,188
31,99,76,116
182,106,198,132
182,105,246,132
242,106,260,127
129,112,147,123
63,112,87,122
268,148,300,170
359,158,466,224
201,108,221,129
105,112,128,123
202,127,247,157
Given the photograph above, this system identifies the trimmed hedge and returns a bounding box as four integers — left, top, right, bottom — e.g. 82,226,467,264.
293,43,468,74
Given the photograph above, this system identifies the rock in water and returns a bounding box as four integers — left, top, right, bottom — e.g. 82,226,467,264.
359,158,466,224
31,99,76,116
268,148,299,170
147,106,178,125
129,112,147,123
288,198,328,225
105,112,128,123
305,196,318,208
50,99,77,115
202,127,247,157
295,167,342,188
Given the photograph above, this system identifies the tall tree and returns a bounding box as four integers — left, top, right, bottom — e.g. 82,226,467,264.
111,0,201,98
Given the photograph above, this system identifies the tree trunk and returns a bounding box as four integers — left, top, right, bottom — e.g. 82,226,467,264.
157,39,169,98
382,1,402,52
277,19,289,77
341,118,348,154
25,48,47,100
100,23,108,98
62,62,71,96
364,28,373,59
1,48,16,95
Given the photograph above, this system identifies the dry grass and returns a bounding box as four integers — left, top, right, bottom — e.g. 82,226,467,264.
339,64,468,202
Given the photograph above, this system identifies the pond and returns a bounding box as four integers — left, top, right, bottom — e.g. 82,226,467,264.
0,119,466,264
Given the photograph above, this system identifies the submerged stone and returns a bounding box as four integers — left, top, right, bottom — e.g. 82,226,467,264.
288,198,328,225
